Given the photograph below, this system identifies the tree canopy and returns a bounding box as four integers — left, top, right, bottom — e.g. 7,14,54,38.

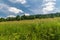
0,12,60,22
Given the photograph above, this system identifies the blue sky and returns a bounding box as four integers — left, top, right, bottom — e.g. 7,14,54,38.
0,0,60,17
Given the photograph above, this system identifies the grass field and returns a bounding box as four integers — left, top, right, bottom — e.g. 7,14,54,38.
0,17,60,40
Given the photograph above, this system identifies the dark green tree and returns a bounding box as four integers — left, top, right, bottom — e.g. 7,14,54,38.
6,17,15,21
0,18,6,22
16,15,20,21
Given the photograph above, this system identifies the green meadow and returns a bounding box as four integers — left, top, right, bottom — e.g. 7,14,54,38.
0,17,60,40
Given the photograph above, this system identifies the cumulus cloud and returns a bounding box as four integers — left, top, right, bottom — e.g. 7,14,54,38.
8,7,24,14
9,0,26,4
0,3,24,15
42,0,56,14
44,2,56,6
44,0,56,2
24,13,30,16
7,15,16,17
0,3,10,14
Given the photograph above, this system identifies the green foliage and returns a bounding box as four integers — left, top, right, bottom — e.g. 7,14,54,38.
0,12,60,22
6,17,16,21
16,15,21,21
0,18,6,22
21,15,35,20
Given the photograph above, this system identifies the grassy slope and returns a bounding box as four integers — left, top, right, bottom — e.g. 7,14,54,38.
0,17,60,40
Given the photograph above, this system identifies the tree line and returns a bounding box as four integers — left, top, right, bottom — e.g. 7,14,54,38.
0,12,60,22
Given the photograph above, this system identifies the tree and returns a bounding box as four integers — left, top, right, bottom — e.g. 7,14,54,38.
0,18,6,22
16,15,20,21
6,17,15,21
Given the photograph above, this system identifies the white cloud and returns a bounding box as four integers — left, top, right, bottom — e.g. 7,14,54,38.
0,3,10,14
44,2,56,6
42,0,56,14
0,3,24,15
44,0,56,2
24,13,30,16
8,7,24,14
0,6,3,9
0,4,9,9
7,15,16,17
9,0,26,4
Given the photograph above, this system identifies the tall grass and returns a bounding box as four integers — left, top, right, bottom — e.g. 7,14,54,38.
0,17,60,40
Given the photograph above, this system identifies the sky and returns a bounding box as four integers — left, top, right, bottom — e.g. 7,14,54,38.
0,0,60,17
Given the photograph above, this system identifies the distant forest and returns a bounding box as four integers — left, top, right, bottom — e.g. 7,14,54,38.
0,12,60,22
